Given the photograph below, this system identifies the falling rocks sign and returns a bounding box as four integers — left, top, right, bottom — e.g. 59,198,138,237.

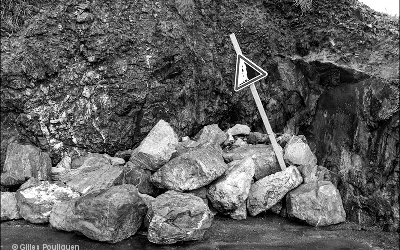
234,54,268,92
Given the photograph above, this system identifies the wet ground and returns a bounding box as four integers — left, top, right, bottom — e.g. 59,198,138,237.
1,213,399,250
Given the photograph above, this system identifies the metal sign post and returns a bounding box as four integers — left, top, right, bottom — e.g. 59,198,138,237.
230,33,286,171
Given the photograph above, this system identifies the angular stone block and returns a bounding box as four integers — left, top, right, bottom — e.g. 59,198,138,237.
223,145,280,180
284,135,317,167
287,181,346,226
247,166,303,216
50,184,146,243
16,181,80,223
129,120,179,171
1,143,51,186
1,192,21,221
59,154,124,194
147,191,213,244
208,157,255,217
151,146,228,191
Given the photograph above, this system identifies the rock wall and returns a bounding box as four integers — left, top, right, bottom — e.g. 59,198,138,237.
1,0,398,231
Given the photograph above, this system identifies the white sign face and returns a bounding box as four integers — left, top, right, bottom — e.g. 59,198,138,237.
234,54,268,91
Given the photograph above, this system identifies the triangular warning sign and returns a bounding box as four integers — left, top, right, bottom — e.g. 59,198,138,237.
234,54,268,92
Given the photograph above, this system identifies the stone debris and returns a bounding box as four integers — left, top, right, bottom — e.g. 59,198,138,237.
247,165,303,216
181,136,190,142
123,161,159,196
223,145,280,180
1,192,21,221
173,139,201,157
277,133,298,147
227,124,251,136
59,154,124,194
247,132,269,144
194,124,226,147
0,120,349,244
50,185,146,243
114,149,133,161
1,142,52,186
207,157,255,219
16,181,80,223
224,132,235,145
138,192,155,210
70,155,89,169
63,150,92,169
232,137,247,147
284,135,317,167
286,181,346,226
147,191,213,244
49,198,76,232
129,120,179,171
151,146,228,191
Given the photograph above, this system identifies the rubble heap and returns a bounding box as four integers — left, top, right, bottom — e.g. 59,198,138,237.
1,120,347,244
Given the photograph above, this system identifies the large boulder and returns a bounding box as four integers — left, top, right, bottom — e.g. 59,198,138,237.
223,145,280,180
1,143,52,186
151,146,228,191
193,124,226,148
123,161,159,196
283,135,317,167
129,120,178,171
172,139,201,158
147,191,213,244
247,165,303,216
227,124,251,136
287,181,346,226
50,184,146,243
59,154,124,194
1,192,21,221
49,198,76,231
207,157,255,219
16,181,80,223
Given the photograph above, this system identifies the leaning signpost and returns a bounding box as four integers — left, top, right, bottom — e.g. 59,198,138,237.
230,33,286,171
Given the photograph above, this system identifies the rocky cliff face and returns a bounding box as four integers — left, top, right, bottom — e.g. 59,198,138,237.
1,0,398,231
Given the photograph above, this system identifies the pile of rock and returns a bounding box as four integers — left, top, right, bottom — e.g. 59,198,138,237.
0,120,346,244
